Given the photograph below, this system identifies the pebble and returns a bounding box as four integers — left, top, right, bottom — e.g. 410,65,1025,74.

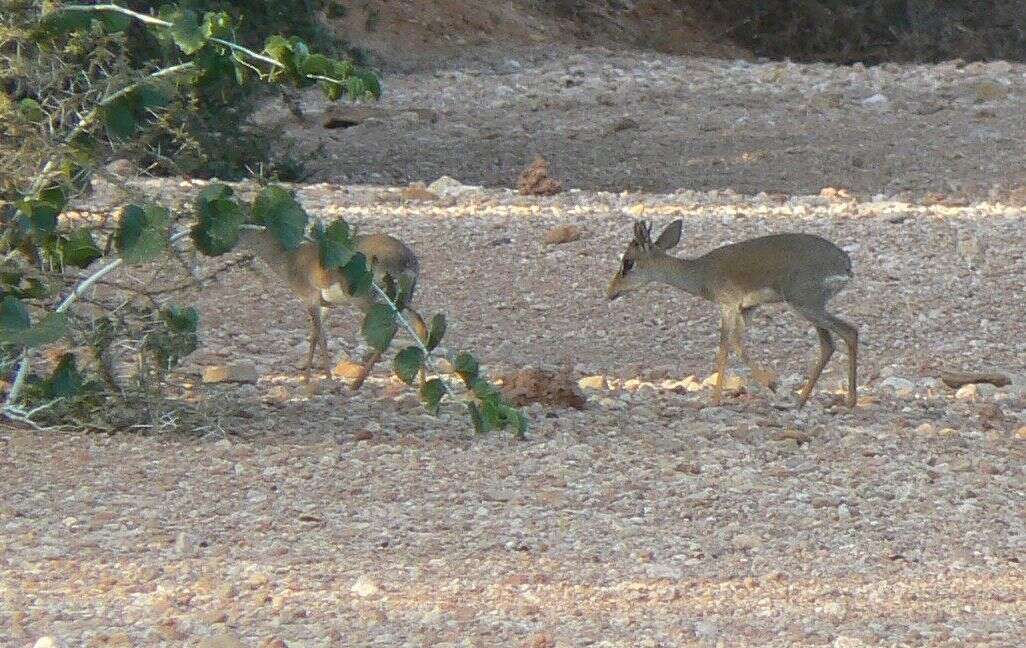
350,575,381,597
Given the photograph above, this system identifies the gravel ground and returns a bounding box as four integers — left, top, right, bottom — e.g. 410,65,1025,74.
6,45,1026,648
4,178,1026,647
260,46,1026,199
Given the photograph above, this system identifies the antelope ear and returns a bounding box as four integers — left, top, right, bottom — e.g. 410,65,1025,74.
654,219,682,250
632,220,651,245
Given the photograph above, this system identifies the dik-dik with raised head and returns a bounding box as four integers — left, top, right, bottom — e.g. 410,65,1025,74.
607,220,858,408
239,228,428,389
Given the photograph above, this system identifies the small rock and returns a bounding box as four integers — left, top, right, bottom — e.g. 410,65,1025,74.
609,116,639,133
879,376,914,392
33,638,61,648
259,640,288,648
401,182,438,202
1013,426,1026,441
351,575,381,597
732,532,762,550
915,422,935,435
955,383,979,400
197,634,244,648
427,175,478,198
645,564,683,579
333,360,366,381
202,362,259,384
543,224,581,245
262,385,290,404
517,156,563,196
199,609,228,624
701,372,744,393
578,375,608,390
598,397,626,410
860,93,889,108
527,634,555,648
352,429,373,442
974,80,1008,103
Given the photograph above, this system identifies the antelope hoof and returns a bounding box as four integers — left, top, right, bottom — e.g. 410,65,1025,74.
349,371,370,392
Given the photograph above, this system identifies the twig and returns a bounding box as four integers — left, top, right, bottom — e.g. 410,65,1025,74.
3,230,191,412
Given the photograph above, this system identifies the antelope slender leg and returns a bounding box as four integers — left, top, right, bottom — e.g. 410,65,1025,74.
316,306,332,375
730,309,777,392
350,350,382,391
303,306,321,382
712,313,731,406
797,327,835,408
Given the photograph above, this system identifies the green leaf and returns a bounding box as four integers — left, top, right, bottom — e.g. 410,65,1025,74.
39,354,83,400
167,8,206,54
263,35,296,80
395,274,415,311
146,305,199,369
98,10,132,32
420,378,445,415
453,351,479,383
34,8,92,39
60,228,102,268
101,96,137,140
393,346,424,385
251,185,307,250
191,184,244,256
316,219,353,268
18,98,44,121
467,402,488,434
0,295,30,334
134,82,172,111
301,53,333,77
355,69,382,99
116,204,170,264
426,314,446,351
361,303,396,353
38,185,68,211
345,77,366,99
16,200,60,238
341,252,371,297
0,297,69,348
469,377,498,399
202,11,232,38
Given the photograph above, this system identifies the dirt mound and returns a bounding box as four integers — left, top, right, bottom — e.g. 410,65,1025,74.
324,0,746,71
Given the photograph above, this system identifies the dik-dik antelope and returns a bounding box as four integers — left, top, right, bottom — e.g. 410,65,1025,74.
607,220,858,408
239,228,428,389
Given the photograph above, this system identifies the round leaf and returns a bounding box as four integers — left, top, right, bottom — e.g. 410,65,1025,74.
393,346,424,385
60,228,102,268
361,304,396,353
316,219,353,269
426,314,446,351
251,185,307,250
191,186,244,256
453,351,479,383
117,204,171,264
420,378,445,415
167,8,206,55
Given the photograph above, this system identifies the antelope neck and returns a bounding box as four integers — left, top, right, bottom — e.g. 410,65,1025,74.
650,254,710,300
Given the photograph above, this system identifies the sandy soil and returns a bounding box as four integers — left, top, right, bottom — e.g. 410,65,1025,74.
4,47,1026,648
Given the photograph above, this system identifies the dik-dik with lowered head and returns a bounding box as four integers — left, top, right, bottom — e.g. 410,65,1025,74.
607,220,858,408
239,228,428,390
